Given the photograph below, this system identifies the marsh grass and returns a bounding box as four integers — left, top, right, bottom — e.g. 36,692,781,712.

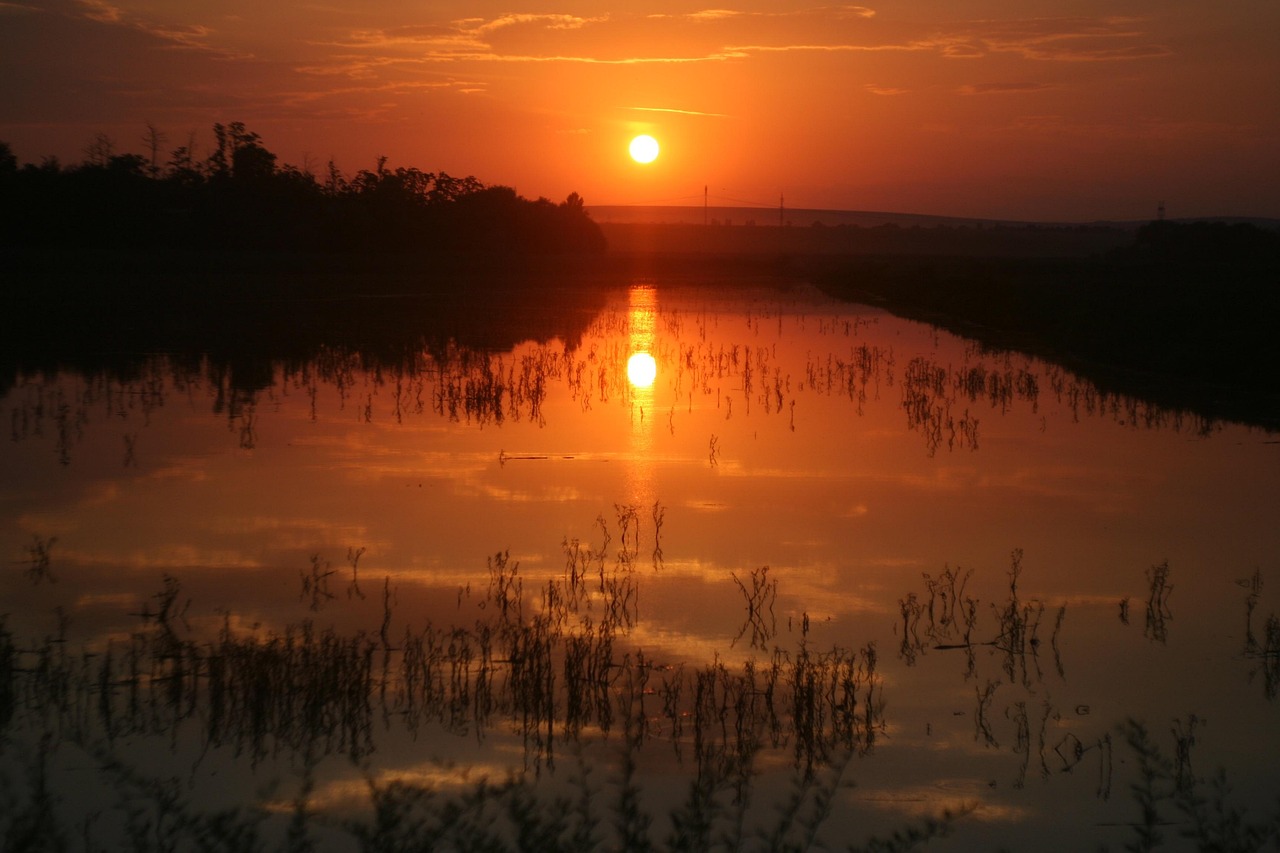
895,550,1104,795
19,535,58,585
2,290,1218,481
1143,561,1174,644
1115,718,1280,853
13,542,1275,851
730,566,777,651
1241,568,1280,699
0,510,921,852
8,509,1270,853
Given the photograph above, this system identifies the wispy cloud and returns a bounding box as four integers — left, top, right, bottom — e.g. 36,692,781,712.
650,6,875,23
77,0,120,23
313,6,891,72
69,0,248,58
925,16,1172,63
628,106,730,118
470,13,605,35
724,42,922,55
865,84,908,96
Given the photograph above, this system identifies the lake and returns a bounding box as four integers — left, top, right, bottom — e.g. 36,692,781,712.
2,274,1278,851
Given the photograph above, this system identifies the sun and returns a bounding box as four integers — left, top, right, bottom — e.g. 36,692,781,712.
628,135,659,164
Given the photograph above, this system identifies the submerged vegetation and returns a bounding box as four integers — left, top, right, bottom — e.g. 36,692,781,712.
1,294,1215,473
0,507,904,851
3,526,1278,851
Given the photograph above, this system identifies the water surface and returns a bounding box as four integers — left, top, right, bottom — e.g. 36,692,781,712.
2,276,1278,851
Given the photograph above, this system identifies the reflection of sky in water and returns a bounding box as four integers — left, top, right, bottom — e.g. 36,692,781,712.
1,279,1279,849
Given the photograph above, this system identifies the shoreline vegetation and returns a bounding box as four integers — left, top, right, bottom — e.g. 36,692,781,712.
3,124,1278,430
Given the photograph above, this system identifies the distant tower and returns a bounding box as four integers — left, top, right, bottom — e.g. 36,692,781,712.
1157,201,1165,221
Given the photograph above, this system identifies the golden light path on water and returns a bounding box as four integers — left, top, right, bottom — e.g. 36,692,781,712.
626,284,657,508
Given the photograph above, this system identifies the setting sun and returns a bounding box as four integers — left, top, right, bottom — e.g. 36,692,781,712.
628,135,659,165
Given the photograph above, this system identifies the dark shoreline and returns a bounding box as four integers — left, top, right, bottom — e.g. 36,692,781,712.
806,250,1280,433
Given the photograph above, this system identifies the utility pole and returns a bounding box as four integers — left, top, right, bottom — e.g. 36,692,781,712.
779,193,784,227
704,185,708,226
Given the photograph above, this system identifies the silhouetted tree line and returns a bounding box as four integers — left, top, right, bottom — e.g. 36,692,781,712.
0,124,605,256
1121,219,1280,272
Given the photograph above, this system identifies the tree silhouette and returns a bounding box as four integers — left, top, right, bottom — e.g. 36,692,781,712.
0,122,606,260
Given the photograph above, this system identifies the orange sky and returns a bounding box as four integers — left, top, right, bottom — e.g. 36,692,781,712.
3,1,1278,221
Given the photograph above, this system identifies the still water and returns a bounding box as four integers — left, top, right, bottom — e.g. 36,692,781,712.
2,277,1278,851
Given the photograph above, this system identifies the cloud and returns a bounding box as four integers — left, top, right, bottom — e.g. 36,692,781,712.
925,16,1173,63
77,0,121,23
471,13,605,35
723,42,922,55
683,10,744,23
315,6,890,70
651,6,875,23
628,106,730,118
68,0,247,58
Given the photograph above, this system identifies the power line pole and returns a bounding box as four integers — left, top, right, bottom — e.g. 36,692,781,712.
704,185,708,226
779,193,784,227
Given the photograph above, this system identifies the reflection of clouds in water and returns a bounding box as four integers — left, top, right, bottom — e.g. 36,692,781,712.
205,515,364,534
51,543,266,570
467,482,586,504
15,512,78,536
859,784,1029,822
680,499,729,511
276,762,516,813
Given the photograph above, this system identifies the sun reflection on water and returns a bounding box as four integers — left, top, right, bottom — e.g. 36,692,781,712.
626,352,657,388
626,284,658,506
